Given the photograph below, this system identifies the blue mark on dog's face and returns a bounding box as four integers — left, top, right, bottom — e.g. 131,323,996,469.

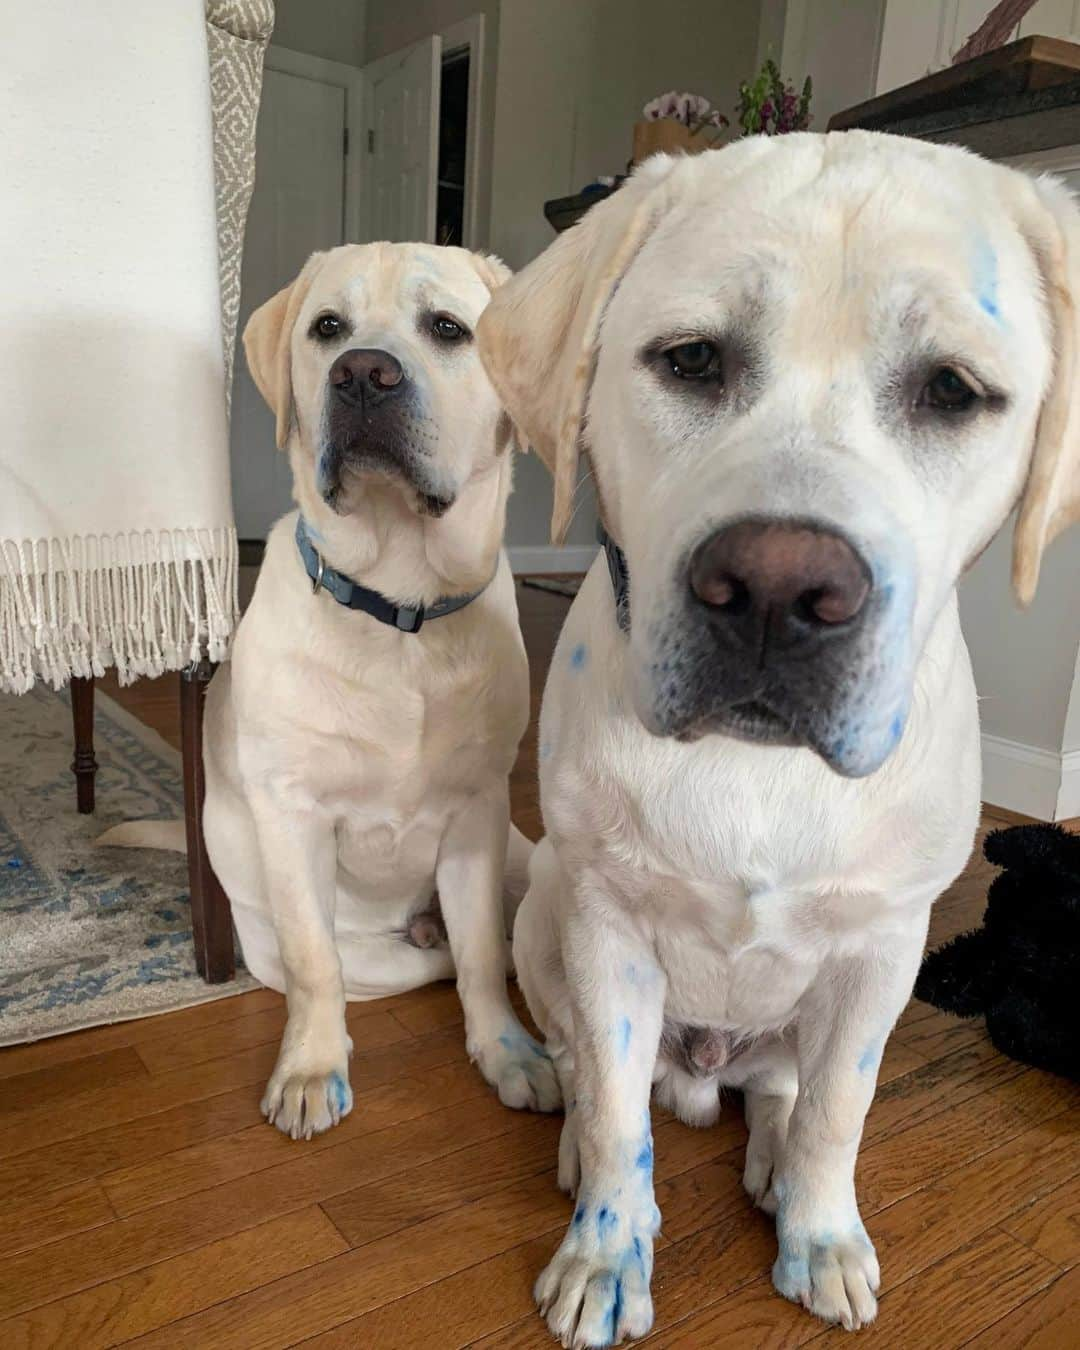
972,238,1000,322
570,642,588,671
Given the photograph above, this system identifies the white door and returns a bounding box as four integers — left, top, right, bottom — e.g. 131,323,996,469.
360,36,442,245
230,52,353,540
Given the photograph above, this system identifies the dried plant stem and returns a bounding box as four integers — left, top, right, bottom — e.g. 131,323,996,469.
951,0,1039,65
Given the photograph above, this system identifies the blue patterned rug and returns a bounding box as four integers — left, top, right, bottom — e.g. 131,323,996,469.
0,685,253,1045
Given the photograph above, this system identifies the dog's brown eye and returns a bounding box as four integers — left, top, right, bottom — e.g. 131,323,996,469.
314,314,342,340
432,314,467,342
667,340,721,380
922,366,978,413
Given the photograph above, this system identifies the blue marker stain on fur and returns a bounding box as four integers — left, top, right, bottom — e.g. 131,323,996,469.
610,1275,624,1343
329,1071,349,1115
539,739,552,761
615,1017,632,1060
973,238,1000,321
858,1037,884,1074
573,1203,587,1227
890,714,904,744
570,642,588,670
635,1133,654,1174
597,1206,618,1239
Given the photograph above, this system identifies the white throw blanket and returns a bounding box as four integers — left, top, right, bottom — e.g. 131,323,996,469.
0,0,238,693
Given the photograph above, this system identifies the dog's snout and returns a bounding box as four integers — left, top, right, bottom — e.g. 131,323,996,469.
689,520,871,646
330,348,406,402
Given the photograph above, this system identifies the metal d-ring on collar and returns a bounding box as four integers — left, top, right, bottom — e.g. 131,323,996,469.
598,523,631,633
295,516,490,633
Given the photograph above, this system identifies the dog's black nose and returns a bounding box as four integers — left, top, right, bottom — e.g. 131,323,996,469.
689,519,871,651
330,348,405,403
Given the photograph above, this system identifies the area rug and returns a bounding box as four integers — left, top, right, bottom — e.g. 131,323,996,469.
0,684,253,1046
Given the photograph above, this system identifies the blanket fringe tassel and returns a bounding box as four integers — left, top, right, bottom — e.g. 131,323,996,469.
0,528,238,694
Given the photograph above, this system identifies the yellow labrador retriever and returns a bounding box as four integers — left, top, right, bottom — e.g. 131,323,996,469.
205,243,558,1139
477,133,1080,1343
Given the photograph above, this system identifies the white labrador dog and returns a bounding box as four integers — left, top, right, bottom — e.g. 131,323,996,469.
476,132,1080,1344
204,242,558,1140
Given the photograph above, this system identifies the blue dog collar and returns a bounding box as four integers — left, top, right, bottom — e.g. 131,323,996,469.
295,516,490,633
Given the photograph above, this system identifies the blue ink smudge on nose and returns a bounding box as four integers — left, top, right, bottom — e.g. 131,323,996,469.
615,1017,632,1059
570,643,588,670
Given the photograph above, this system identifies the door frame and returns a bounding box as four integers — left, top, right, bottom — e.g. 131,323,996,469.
440,14,486,249
264,44,365,243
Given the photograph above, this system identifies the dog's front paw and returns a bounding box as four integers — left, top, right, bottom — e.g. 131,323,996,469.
473,1023,562,1112
536,1202,658,1348
771,1221,879,1330
261,1031,353,1140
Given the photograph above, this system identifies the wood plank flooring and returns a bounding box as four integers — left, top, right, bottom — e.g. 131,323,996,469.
2,580,1076,1348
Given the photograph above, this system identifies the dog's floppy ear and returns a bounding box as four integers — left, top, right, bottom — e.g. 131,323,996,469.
469,251,513,293
243,252,324,450
476,157,680,542
1011,175,1080,604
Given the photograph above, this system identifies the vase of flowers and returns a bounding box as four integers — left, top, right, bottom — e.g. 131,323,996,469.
736,59,812,135
633,91,729,163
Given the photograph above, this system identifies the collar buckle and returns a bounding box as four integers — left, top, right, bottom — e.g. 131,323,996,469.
394,604,425,633
311,548,326,596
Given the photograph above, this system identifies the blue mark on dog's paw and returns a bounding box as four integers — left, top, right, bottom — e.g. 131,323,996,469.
597,1206,618,1239
570,642,588,670
574,1202,587,1227
329,1071,349,1115
614,1017,632,1059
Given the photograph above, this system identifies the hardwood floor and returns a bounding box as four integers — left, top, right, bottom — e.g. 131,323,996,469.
2,580,1076,1348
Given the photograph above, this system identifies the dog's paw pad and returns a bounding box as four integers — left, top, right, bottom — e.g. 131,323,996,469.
261,1067,353,1140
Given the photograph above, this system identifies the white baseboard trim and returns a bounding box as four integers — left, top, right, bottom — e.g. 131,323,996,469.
980,733,1068,821
1057,748,1080,820
509,545,599,575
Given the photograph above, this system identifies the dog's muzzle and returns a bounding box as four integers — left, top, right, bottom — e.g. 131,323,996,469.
640,516,913,777
318,347,453,515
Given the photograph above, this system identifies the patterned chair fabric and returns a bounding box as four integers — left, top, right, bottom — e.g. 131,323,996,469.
205,0,275,406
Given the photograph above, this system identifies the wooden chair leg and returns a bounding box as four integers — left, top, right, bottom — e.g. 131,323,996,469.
70,675,98,814
180,659,235,983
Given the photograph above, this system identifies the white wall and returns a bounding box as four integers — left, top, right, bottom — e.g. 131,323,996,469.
776,0,886,128
273,0,367,66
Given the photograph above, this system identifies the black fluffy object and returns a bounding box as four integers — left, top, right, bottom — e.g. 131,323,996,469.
914,823,1080,1082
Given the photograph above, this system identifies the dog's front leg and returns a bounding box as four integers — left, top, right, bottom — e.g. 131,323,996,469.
535,889,665,1348
251,799,352,1139
436,786,560,1111
772,933,925,1329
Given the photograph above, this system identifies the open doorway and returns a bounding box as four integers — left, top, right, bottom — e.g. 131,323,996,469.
436,47,469,246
